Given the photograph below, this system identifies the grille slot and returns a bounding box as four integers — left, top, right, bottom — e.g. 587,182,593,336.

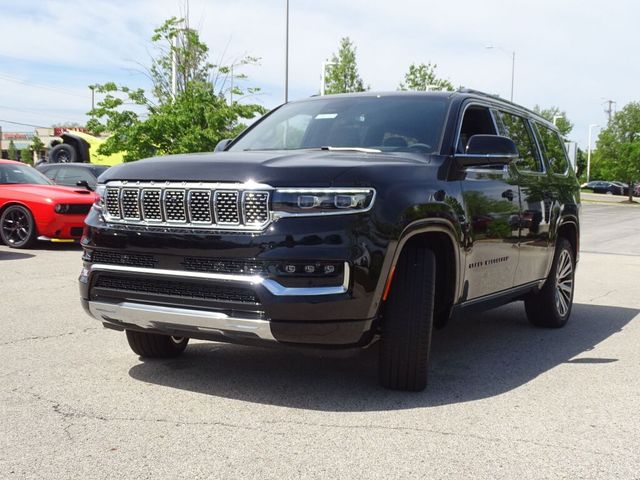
90,250,158,268
105,188,121,218
215,191,240,224
121,188,141,220
243,191,269,226
188,190,212,223
103,183,270,230
141,189,162,221
182,257,267,274
94,274,259,304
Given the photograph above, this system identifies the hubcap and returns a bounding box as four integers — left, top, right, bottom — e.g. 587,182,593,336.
555,250,573,317
2,209,31,245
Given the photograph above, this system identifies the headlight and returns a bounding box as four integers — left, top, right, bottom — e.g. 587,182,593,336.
54,204,70,213
93,184,106,213
272,188,375,216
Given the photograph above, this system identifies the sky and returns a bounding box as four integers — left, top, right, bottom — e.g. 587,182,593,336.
0,0,638,149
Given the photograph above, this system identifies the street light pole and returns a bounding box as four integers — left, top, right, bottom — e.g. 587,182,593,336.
320,61,337,96
587,124,600,183
485,45,515,102
284,0,289,103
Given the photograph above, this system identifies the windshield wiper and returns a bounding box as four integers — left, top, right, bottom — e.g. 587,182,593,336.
321,146,382,153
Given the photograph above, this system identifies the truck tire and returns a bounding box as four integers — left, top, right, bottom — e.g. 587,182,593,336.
379,245,436,391
48,144,77,163
524,237,575,328
125,330,189,358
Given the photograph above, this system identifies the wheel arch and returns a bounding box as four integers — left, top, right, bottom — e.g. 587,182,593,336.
556,216,579,263
370,219,463,323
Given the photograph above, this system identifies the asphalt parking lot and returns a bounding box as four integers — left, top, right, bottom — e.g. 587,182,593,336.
1,202,639,479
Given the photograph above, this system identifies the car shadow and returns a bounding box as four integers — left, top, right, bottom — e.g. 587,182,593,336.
0,249,34,260
128,302,637,411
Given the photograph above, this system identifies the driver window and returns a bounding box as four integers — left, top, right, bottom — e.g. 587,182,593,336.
457,106,497,153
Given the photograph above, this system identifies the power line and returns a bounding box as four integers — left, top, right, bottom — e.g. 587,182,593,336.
0,73,88,99
0,119,49,129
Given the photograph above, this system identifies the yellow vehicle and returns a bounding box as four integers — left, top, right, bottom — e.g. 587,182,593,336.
48,131,124,166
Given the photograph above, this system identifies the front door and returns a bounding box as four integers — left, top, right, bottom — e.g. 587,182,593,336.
457,104,521,299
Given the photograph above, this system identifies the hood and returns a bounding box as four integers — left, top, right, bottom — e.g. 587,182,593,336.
2,184,96,202
100,150,434,187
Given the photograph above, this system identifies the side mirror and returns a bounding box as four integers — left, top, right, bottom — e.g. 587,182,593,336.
76,180,92,191
214,139,233,152
455,135,519,167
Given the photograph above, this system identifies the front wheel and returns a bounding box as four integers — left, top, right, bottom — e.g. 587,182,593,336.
125,330,189,358
379,245,436,391
0,205,37,248
525,238,575,328
48,144,77,163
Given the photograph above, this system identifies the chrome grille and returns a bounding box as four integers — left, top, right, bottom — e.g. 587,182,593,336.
141,189,162,221
215,191,240,224
105,188,121,218
121,188,140,219
102,182,271,231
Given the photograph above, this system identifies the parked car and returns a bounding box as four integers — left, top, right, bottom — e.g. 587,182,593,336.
582,180,624,195
0,160,96,248
80,90,580,391
36,163,109,191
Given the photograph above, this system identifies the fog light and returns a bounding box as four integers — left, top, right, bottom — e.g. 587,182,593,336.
324,265,335,274
304,265,316,273
284,264,296,273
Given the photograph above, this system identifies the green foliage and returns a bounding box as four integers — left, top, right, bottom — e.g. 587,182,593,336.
532,105,573,136
20,148,31,164
324,37,368,94
30,136,45,153
398,63,454,92
7,140,16,160
86,17,265,162
595,102,640,198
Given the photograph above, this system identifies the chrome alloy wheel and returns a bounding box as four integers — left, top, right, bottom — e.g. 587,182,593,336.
555,250,574,317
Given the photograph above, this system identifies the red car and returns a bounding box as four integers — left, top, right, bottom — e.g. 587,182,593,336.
0,159,96,248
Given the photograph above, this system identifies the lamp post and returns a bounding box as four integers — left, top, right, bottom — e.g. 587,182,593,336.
284,0,289,103
587,124,600,183
485,45,515,102
320,61,337,96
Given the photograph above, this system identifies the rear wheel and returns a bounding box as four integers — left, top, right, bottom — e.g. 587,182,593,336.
48,144,77,163
0,205,37,248
125,330,189,358
525,237,575,328
379,245,436,391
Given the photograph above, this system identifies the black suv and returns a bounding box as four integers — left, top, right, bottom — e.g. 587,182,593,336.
79,91,580,391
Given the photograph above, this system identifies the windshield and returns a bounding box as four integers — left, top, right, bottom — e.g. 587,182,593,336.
229,95,449,154
0,163,54,185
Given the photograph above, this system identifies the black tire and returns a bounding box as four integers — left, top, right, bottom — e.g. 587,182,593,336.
125,330,189,358
524,237,575,328
0,205,37,248
379,245,436,391
48,144,77,163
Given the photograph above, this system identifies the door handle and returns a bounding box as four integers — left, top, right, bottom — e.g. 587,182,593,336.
501,189,515,201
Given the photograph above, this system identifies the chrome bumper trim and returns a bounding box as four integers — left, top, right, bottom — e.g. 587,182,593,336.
88,300,276,341
88,262,350,296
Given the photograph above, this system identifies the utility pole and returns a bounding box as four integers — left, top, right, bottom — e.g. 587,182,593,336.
603,100,616,123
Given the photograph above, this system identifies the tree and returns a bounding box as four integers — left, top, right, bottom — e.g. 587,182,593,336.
7,140,16,160
31,136,45,161
20,148,31,164
323,37,368,94
532,105,573,137
398,62,454,92
86,17,265,162
595,102,640,202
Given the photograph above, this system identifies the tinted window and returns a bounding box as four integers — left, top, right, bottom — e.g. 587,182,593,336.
229,96,448,154
535,123,569,174
457,106,497,153
0,164,52,185
498,112,542,172
55,167,96,188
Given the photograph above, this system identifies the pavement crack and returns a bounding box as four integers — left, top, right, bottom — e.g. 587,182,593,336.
0,327,99,346
589,289,616,303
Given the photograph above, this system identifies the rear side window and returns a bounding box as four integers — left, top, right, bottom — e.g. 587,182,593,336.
498,111,543,172
534,123,569,175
